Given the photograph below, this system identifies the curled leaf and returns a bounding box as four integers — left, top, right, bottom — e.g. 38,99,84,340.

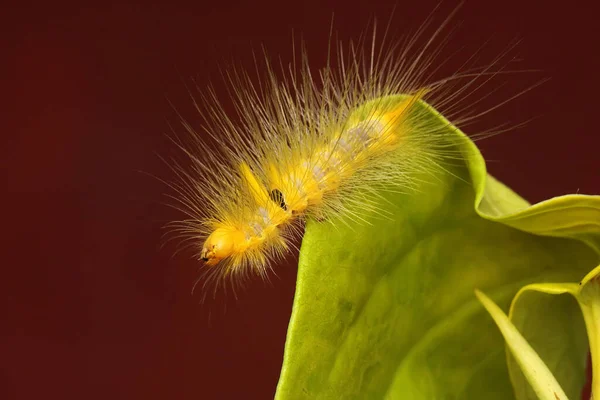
476,289,569,400
507,266,600,400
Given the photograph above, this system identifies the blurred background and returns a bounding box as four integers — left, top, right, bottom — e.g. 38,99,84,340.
2,0,598,399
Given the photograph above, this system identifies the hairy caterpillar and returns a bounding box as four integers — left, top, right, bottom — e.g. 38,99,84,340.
166,8,530,292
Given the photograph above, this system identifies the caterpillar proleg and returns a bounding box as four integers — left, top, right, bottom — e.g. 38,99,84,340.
167,8,531,292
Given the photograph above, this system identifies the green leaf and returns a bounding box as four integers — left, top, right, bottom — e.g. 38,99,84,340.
275,96,600,399
476,289,569,400
506,283,584,400
577,265,600,399
507,266,600,400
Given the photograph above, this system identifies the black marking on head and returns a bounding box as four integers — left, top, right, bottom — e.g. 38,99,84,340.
201,257,208,262
269,189,287,210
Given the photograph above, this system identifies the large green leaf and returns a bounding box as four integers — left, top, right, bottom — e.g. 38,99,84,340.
275,97,600,399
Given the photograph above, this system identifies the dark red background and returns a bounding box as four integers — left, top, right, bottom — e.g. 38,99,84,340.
2,1,598,399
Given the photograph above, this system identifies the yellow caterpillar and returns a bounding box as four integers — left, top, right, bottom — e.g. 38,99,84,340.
167,10,524,291
200,91,426,264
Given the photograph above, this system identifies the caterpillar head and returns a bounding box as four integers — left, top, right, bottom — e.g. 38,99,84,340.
200,227,245,266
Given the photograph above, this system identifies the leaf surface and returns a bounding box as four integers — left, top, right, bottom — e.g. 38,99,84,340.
275,98,600,399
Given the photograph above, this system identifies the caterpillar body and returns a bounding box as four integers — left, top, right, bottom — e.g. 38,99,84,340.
200,92,427,266
168,11,524,291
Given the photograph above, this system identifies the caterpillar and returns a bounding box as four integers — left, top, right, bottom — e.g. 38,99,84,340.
166,8,530,293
